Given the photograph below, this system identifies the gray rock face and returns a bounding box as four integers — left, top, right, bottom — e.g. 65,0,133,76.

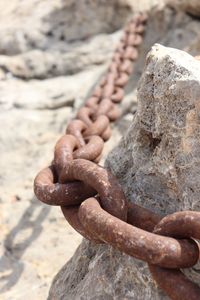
48,45,200,299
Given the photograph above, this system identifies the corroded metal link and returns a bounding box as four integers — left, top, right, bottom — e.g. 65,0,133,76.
54,134,78,175
128,202,200,298
61,205,92,240
135,24,145,34
107,64,118,77
61,205,102,243
128,204,200,298
83,115,111,142
116,41,126,54
112,52,121,64
87,98,121,122
153,211,200,239
66,122,105,162
34,166,96,206
85,97,99,109
78,197,199,269
104,72,118,84
119,59,133,74
66,120,87,147
98,73,117,99
125,18,146,34
54,133,104,175
123,47,138,60
102,83,115,98
115,73,129,87
76,106,94,126
94,98,113,117
34,13,150,240
121,32,142,46
111,87,124,103
60,159,127,221
101,125,112,141
149,211,200,299
93,98,121,121
149,266,200,300
127,202,162,233
126,34,143,46
73,135,104,161
138,12,148,23
107,105,121,121
76,108,111,142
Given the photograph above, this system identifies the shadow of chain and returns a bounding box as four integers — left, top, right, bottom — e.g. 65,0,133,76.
0,198,50,293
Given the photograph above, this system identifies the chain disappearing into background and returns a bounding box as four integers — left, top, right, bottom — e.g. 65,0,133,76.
34,13,200,300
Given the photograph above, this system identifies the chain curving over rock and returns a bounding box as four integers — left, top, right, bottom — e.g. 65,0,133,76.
34,13,200,300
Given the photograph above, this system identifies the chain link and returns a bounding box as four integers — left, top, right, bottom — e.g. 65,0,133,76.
34,13,200,300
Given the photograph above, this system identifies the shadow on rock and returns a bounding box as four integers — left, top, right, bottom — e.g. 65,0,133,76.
0,198,50,293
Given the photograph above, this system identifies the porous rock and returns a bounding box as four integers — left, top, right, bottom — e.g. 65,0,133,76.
48,44,200,299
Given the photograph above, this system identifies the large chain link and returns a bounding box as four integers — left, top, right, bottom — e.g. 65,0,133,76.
34,13,200,300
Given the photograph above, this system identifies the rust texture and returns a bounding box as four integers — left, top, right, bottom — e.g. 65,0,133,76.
78,197,198,268
34,13,200,299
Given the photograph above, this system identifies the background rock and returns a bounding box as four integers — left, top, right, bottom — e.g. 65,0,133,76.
167,0,200,17
49,44,200,300
0,0,133,55
1,0,200,299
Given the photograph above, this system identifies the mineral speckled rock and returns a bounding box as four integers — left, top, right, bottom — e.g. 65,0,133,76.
48,45,200,299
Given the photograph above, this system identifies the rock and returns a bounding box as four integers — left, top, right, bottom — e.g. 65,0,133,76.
0,32,120,79
48,45,200,299
0,66,106,110
0,0,134,55
130,3,200,75
0,0,164,80
2,1,200,299
2,1,200,82
167,0,200,17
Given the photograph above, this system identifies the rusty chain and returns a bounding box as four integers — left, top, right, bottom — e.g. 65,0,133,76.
34,13,200,300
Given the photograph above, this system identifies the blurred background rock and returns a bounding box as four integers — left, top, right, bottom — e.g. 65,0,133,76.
0,0,200,299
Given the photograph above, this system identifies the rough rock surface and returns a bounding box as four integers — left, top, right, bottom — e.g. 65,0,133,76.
2,0,200,299
48,45,200,299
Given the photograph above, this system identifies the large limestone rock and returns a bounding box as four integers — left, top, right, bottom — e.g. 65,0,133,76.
48,45,200,299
